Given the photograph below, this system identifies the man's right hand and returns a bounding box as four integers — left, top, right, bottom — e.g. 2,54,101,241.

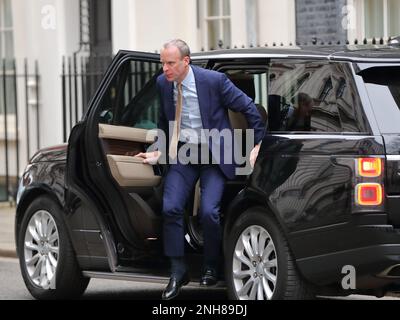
135,151,162,165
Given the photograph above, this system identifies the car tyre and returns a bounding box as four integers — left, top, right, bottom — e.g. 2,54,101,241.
18,195,90,299
225,208,315,300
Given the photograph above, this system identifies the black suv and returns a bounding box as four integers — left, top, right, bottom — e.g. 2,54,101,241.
16,45,400,300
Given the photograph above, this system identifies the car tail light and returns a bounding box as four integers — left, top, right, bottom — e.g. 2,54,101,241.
356,183,383,206
357,158,382,177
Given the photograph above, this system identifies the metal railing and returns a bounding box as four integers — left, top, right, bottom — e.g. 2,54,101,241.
204,36,399,50
61,54,112,141
0,59,40,202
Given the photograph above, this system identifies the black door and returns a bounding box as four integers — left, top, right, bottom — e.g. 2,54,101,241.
68,52,166,265
83,0,113,110
89,0,112,56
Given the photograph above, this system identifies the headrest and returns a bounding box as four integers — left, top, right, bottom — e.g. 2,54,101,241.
230,74,256,101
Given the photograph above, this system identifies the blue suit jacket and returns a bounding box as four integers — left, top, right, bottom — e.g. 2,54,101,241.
156,65,266,180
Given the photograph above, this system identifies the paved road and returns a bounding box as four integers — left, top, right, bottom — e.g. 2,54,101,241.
0,257,227,300
1,257,399,300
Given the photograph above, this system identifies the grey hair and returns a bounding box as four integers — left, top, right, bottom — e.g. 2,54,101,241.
163,39,191,58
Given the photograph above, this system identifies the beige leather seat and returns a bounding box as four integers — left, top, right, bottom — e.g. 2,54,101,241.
99,123,161,187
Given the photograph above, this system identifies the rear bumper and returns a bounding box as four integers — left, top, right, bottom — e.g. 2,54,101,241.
297,243,400,286
388,196,400,226
293,222,400,287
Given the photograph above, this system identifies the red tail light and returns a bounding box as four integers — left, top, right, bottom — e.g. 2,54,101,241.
357,158,382,177
356,183,383,206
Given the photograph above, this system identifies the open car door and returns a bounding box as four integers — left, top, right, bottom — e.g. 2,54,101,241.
68,52,165,264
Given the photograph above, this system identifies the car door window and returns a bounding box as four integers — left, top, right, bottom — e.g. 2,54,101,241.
268,60,367,133
98,59,162,129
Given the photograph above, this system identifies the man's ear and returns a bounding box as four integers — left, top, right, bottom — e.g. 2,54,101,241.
183,56,190,66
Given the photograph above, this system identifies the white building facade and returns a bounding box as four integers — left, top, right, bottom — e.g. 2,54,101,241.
1,0,399,201
111,0,296,54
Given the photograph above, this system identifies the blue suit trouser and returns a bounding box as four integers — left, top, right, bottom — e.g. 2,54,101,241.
162,157,226,260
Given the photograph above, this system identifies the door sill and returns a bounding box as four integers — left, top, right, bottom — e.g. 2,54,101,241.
82,271,226,288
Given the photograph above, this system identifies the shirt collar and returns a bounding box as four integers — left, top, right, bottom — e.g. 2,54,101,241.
175,66,194,89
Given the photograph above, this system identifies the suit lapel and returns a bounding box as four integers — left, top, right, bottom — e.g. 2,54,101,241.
163,81,175,121
192,66,210,129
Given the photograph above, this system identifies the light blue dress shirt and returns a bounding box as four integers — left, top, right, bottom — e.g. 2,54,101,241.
174,66,205,144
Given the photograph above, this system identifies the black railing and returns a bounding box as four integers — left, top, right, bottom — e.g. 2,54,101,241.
61,54,112,141
207,36,399,50
1,59,40,202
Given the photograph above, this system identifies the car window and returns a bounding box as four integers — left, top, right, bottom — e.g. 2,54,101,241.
268,60,367,133
215,66,268,128
358,66,400,134
224,68,268,108
98,59,162,129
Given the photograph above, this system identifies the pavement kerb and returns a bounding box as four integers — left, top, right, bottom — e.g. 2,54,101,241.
0,249,17,259
0,201,14,208
0,202,17,259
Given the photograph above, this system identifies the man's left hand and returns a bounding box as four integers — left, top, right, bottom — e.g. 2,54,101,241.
135,151,162,165
250,144,261,168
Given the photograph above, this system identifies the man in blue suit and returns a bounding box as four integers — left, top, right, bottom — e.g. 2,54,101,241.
137,39,265,300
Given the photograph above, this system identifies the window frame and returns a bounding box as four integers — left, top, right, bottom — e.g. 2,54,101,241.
200,0,231,50
97,57,162,129
0,0,14,59
0,0,15,115
361,0,400,39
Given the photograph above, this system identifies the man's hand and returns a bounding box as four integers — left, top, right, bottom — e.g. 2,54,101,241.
135,151,162,165
249,144,261,168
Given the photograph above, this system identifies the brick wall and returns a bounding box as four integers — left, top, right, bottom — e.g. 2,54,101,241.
296,0,347,44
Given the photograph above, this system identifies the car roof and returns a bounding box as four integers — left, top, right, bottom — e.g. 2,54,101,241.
190,45,400,63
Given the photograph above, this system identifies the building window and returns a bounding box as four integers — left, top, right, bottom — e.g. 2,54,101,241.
364,0,400,38
0,0,14,59
202,0,231,50
0,0,15,115
387,0,400,37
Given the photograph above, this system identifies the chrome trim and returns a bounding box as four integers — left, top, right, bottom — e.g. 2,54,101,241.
386,155,400,161
82,271,225,287
193,53,328,60
376,264,400,278
331,57,400,63
192,53,400,63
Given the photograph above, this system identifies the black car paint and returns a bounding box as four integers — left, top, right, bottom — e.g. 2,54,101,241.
383,134,400,227
16,46,400,290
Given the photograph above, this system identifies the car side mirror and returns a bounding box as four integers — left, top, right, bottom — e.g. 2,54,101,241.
100,109,113,124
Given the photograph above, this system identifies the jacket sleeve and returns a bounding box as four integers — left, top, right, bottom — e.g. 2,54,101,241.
219,73,266,145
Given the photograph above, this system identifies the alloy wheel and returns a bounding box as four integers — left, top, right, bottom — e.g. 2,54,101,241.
24,210,59,289
232,225,278,300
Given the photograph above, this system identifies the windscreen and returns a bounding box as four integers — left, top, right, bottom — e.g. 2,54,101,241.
358,66,400,133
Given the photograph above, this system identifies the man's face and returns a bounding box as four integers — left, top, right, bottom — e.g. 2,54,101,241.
160,46,190,83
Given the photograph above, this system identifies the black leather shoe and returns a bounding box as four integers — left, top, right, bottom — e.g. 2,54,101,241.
200,268,218,286
161,272,190,300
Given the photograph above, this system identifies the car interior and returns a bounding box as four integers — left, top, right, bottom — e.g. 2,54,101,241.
96,62,269,251
99,124,160,187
